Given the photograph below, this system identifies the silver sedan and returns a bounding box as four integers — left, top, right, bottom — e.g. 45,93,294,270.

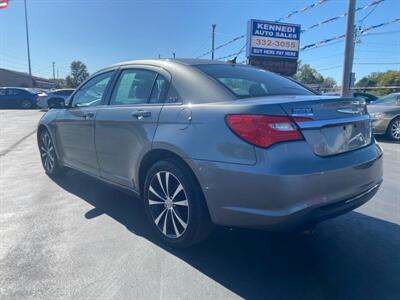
37,59,383,247
368,93,400,141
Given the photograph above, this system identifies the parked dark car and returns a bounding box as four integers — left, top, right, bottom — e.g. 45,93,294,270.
324,91,378,104
0,87,46,109
368,93,400,141
37,59,383,247
353,92,378,104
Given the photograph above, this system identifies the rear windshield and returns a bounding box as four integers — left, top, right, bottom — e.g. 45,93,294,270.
370,94,400,106
195,64,314,99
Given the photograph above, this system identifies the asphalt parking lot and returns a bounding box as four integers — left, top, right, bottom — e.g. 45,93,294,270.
0,110,399,300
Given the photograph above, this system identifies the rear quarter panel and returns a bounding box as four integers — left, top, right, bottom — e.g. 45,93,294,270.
152,101,287,165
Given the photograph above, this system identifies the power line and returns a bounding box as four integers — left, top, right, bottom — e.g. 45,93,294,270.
316,62,399,72
276,0,330,22
356,62,400,65
195,1,332,59
196,34,245,59
359,18,400,35
317,65,342,71
195,0,335,59
191,37,211,57
358,0,382,25
301,17,400,51
363,30,400,36
301,0,386,33
216,43,247,61
0,52,53,71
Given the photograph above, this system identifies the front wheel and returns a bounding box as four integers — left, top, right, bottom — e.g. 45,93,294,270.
387,117,400,141
38,129,66,176
143,159,212,248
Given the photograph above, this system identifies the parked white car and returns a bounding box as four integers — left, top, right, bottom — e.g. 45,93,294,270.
36,89,74,108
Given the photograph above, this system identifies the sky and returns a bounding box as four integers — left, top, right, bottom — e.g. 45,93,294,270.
0,0,399,84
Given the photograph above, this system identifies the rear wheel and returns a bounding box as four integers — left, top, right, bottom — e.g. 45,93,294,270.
387,117,400,141
39,129,66,176
143,159,212,248
21,99,33,109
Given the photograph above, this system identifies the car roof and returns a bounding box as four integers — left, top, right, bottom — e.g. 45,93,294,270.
110,58,232,68
92,58,239,103
0,87,37,93
0,87,30,90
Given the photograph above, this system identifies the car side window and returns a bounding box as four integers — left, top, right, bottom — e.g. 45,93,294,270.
8,89,22,96
166,85,181,103
71,72,114,108
110,69,157,105
149,75,169,104
373,95,399,106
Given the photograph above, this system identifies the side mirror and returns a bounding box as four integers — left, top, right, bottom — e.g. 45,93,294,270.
47,97,65,109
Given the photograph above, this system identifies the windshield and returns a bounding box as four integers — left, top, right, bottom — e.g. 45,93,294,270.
195,64,314,99
370,94,400,106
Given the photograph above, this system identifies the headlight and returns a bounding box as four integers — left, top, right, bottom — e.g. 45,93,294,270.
369,112,385,120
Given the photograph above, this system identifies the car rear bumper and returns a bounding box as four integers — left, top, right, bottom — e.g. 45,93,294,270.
186,142,383,231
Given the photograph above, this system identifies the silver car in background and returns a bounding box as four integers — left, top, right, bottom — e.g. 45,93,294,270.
36,88,75,109
368,93,400,141
37,59,383,247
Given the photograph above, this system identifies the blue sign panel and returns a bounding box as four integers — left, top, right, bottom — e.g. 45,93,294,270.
247,19,301,59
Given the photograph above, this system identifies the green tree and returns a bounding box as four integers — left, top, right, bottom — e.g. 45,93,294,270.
292,63,336,92
293,63,324,85
355,70,400,96
53,78,66,89
65,61,89,88
321,77,337,89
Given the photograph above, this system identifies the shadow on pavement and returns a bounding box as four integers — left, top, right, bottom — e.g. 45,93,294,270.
51,170,400,300
376,136,400,144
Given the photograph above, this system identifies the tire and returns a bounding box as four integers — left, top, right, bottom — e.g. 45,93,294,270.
387,117,400,141
143,159,212,248
20,99,33,109
38,129,67,176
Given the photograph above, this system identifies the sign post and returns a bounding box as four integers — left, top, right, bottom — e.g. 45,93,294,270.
246,19,301,76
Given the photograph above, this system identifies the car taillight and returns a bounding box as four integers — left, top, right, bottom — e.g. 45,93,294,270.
225,114,308,148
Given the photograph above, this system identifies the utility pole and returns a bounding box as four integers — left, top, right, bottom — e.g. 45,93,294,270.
57,68,59,80
211,24,216,60
23,0,33,87
52,62,56,81
172,52,176,59
341,0,356,97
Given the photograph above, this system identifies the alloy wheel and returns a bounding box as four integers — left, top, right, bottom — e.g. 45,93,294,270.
391,119,400,140
148,171,189,239
40,132,55,172
21,100,32,109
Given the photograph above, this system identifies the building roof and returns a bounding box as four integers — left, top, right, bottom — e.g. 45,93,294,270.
0,68,54,83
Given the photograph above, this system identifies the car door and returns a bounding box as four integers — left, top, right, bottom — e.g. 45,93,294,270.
0,88,9,107
95,66,170,189
5,89,26,108
55,71,115,176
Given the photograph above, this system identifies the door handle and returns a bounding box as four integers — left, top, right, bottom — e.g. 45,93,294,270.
132,110,151,120
83,112,95,120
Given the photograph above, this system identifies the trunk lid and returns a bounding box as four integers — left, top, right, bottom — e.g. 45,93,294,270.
280,96,372,156
236,95,372,156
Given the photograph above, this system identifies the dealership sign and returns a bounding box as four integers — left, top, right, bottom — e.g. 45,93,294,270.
247,19,301,59
246,19,301,75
